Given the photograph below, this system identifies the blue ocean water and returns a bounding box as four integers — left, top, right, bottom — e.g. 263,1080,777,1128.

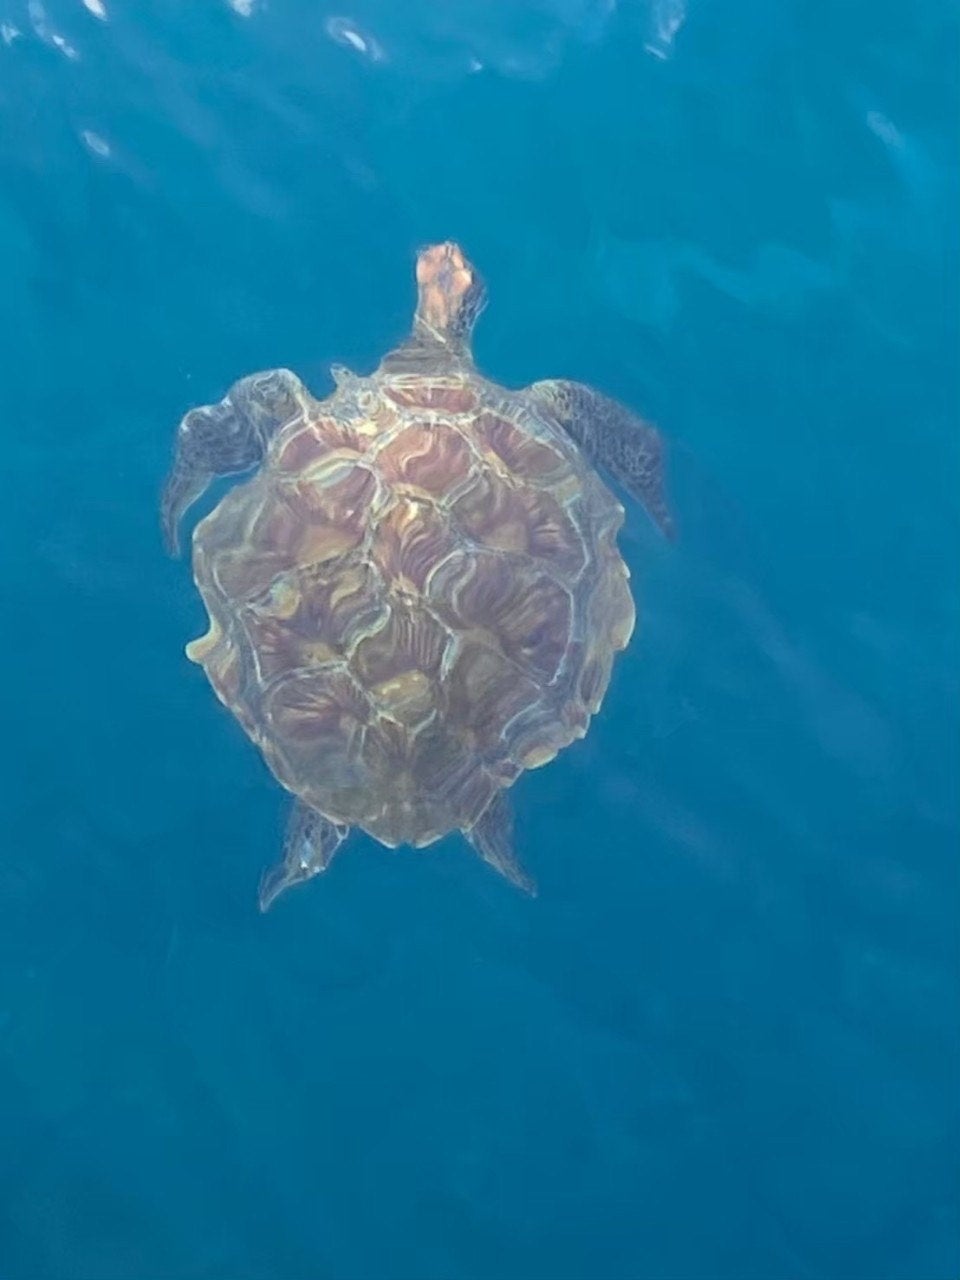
1,1,958,1277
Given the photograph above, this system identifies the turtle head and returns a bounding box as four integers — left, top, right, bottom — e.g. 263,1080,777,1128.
413,242,487,353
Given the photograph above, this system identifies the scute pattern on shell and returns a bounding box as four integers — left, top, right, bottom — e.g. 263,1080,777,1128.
186,374,634,848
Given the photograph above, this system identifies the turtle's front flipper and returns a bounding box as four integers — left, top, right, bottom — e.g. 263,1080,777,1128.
161,367,307,556
527,379,675,540
466,792,536,896
258,801,350,912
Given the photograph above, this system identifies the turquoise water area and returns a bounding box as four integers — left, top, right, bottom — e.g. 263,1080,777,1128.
0,1,957,1277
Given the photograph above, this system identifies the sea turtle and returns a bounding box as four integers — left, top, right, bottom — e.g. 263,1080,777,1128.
162,242,673,910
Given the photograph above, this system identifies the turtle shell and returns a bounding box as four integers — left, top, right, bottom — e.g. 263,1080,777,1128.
186,372,635,848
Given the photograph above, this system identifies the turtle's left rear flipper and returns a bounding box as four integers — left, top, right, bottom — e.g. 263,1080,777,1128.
258,801,350,912
161,367,307,556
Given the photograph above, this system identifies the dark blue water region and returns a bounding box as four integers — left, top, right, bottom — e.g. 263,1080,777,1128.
0,2,957,1278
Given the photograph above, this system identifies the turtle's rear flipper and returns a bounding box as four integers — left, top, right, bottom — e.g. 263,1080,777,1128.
527,378,675,541
466,792,536,895
161,367,307,556
258,801,350,912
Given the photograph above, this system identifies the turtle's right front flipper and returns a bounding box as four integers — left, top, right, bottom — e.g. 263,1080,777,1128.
161,367,307,556
527,379,675,541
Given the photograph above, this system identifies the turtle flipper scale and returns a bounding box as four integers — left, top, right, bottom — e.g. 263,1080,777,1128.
527,378,675,541
161,367,307,557
258,801,350,912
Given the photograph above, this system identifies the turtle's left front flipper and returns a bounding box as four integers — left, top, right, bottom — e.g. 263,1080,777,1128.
528,379,675,540
161,367,307,556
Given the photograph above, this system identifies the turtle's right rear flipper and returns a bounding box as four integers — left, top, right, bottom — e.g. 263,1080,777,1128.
466,792,536,895
161,367,307,556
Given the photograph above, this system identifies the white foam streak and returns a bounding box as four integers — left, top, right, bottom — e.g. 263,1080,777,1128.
325,15,386,63
80,128,111,158
644,0,686,60
28,0,80,58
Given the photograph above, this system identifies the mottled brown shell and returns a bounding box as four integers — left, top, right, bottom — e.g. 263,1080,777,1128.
187,372,634,848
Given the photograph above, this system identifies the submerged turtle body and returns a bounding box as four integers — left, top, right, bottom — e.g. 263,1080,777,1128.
188,367,634,851
163,243,673,907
